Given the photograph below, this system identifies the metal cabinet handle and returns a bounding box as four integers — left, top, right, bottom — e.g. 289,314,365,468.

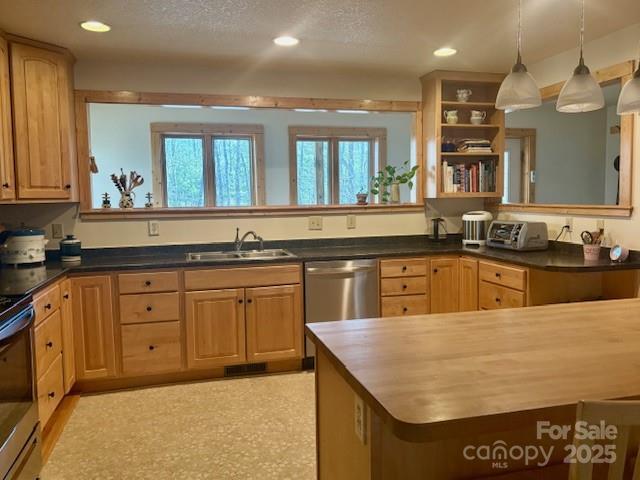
238,299,244,304
495,272,501,278
144,281,152,287
433,269,438,273
48,392,55,399
495,297,501,303
148,345,156,351
403,307,408,313
402,266,407,272
44,303,52,310
2,183,8,189
402,284,408,290
46,341,53,348
63,293,70,299
146,306,152,312
64,184,71,189
247,299,253,304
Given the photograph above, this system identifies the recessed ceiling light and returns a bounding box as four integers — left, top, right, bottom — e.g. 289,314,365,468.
160,105,203,109
336,109,369,114
294,108,328,113
80,20,111,33
274,36,299,47
433,47,457,57
211,106,251,110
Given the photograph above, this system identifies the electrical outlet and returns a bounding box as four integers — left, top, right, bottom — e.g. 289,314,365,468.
565,217,573,232
148,221,160,237
51,224,64,239
354,394,367,445
308,216,323,231
346,215,356,229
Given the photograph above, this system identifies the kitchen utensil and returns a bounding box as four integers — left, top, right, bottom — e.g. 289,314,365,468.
456,89,472,102
443,110,459,124
580,231,593,245
0,228,48,265
470,110,487,125
462,211,493,246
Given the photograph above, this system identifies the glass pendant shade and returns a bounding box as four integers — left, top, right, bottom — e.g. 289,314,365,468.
617,68,640,114
496,62,541,112
556,60,604,113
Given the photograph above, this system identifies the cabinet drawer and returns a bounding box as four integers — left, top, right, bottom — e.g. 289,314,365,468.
479,281,525,310
381,295,428,317
380,258,427,278
118,271,179,294
34,309,62,378
479,261,527,291
37,354,64,428
381,276,427,296
185,264,301,291
33,283,60,325
119,292,180,324
121,321,182,376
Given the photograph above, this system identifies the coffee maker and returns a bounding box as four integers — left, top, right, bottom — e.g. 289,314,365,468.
429,217,447,241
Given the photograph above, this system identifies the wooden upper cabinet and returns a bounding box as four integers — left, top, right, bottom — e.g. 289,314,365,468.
10,42,75,200
430,257,460,314
245,284,302,362
185,289,246,369
0,36,14,200
459,257,479,312
71,275,116,381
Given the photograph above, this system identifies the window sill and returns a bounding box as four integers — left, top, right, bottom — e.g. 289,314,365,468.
79,203,425,220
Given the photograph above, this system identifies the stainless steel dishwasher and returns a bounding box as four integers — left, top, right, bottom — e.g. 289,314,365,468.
304,259,379,357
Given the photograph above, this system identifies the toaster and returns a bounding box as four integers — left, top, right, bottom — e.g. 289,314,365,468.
486,221,548,251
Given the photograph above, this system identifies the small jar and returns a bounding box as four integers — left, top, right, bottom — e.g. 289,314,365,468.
60,235,82,264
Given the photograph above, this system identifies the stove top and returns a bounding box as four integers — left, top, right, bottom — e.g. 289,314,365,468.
0,295,32,327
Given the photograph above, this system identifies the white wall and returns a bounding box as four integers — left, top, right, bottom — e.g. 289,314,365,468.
89,104,415,207
506,99,608,205
500,22,640,248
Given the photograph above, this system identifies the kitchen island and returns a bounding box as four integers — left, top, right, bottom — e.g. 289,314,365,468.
306,299,640,479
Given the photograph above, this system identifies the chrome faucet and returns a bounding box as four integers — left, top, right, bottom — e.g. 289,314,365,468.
234,228,264,252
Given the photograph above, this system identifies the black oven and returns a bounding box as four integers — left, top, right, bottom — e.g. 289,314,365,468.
0,299,42,480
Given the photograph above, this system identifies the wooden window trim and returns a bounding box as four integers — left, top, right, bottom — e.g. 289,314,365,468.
74,90,424,216
151,123,265,207
505,128,536,204
288,126,388,205
496,61,635,218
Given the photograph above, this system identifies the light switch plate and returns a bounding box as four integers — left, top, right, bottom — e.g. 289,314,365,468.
346,215,356,229
148,221,160,236
308,216,323,231
51,224,64,239
354,394,367,445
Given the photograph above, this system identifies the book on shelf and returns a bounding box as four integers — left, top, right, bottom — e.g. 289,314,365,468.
441,159,496,193
456,138,493,153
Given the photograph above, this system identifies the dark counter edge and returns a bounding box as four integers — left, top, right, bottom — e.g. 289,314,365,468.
4,234,640,299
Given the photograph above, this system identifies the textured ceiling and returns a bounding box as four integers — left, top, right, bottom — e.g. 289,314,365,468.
0,0,639,75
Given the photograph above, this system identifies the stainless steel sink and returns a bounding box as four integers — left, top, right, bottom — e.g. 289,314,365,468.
186,249,295,262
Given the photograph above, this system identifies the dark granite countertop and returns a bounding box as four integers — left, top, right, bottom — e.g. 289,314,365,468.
2,235,638,299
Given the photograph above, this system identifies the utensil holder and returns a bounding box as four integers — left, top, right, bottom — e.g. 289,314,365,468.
583,244,601,262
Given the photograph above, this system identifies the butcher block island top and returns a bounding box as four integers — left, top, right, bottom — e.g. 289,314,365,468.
306,298,640,442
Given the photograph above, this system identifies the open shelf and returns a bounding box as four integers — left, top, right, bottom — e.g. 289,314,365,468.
437,191,503,199
441,101,496,108
441,152,499,157
441,123,500,129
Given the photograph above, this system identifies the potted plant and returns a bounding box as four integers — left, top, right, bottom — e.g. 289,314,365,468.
370,161,419,203
356,189,368,205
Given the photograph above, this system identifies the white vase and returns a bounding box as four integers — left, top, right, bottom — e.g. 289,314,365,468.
119,192,135,209
390,182,400,203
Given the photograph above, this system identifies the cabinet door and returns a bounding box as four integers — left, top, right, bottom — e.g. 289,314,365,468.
245,285,302,362
430,257,459,314
11,42,75,200
185,289,246,369
459,257,478,312
0,36,14,200
60,279,76,393
71,276,116,380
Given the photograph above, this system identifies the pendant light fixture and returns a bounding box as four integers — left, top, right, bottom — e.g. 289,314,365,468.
617,43,640,114
556,0,604,113
496,0,541,112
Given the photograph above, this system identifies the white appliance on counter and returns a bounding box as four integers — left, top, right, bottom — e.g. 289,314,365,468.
486,220,549,251
462,211,493,246
0,228,48,265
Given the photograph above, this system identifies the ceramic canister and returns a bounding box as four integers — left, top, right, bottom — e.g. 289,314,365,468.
60,234,82,263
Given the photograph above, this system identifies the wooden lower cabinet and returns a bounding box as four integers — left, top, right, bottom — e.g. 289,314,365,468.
60,279,75,393
245,285,302,362
459,257,479,312
381,295,428,317
430,257,460,314
71,276,117,380
185,289,246,368
479,281,526,310
121,322,182,375
36,354,64,428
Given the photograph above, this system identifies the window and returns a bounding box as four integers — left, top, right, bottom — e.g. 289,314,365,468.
289,127,386,205
152,123,264,207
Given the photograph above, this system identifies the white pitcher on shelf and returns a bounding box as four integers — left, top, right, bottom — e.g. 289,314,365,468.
443,110,459,124
470,110,486,125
